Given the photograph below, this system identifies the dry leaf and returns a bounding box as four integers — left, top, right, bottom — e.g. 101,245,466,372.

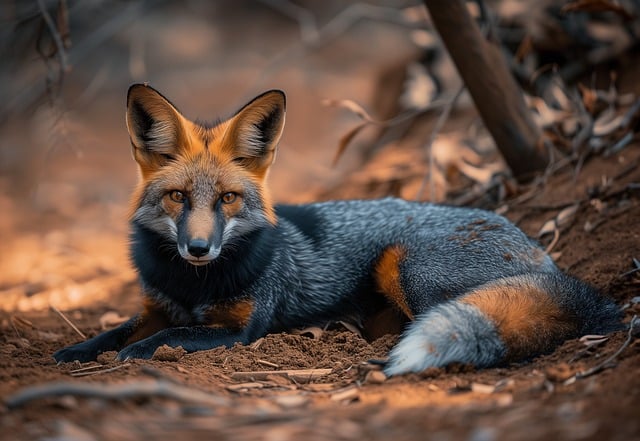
579,334,610,347
539,204,578,238
556,204,579,227
294,326,324,339
332,122,368,166
593,112,624,137
322,98,375,122
538,219,557,237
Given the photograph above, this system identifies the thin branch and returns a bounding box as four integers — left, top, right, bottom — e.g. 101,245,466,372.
50,305,87,340
231,368,332,382
70,363,130,377
571,315,638,382
36,0,69,72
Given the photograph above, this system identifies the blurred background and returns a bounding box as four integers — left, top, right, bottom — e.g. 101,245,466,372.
0,0,429,311
1,0,639,311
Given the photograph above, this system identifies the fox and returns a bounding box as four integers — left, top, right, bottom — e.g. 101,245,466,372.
54,84,622,375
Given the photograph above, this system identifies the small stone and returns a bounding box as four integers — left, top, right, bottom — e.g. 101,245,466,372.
364,370,387,384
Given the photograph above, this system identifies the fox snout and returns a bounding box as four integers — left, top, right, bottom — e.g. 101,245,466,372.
187,238,210,258
178,236,221,265
177,211,223,264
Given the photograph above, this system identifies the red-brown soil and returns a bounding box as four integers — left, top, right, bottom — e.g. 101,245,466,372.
1,3,639,440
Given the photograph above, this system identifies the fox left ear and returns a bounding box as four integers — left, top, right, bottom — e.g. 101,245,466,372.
126,84,188,176
224,90,286,176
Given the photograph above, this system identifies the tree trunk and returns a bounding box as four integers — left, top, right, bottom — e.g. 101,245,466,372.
423,0,549,181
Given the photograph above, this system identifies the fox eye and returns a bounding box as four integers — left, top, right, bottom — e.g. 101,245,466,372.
221,192,237,204
169,190,186,203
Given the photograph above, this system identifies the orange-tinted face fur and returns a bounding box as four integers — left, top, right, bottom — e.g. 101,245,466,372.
126,84,286,265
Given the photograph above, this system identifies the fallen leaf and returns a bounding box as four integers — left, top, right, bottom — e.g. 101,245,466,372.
556,204,579,227
294,326,324,339
579,334,610,347
538,219,557,237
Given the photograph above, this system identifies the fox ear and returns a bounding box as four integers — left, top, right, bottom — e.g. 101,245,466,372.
126,84,187,174
224,90,286,176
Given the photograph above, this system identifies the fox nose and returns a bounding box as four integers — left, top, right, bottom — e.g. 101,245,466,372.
187,239,210,257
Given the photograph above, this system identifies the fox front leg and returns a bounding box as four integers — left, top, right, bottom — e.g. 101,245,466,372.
115,296,270,360
53,301,172,363
115,326,255,360
53,315,143,363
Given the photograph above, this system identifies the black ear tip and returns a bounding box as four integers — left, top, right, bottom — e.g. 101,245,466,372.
127,83,148,101
272,89,286,107
261,89,286,109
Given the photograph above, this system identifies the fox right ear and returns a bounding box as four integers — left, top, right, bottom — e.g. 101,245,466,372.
126,84,187,175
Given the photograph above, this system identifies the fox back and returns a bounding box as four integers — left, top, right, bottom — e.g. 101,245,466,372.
53,85,622,374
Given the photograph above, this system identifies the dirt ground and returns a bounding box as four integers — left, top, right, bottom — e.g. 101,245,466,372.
1,2,639,441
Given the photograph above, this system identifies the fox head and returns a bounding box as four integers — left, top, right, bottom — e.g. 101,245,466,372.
126,84,285,265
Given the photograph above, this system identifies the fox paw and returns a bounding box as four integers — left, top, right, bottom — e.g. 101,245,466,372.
116,340,158,361
53,342,100,364
384,302,506,376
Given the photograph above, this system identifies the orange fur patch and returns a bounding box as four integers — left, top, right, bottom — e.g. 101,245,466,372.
124,298,172,346
461,283,578,361
127,87,283,225
374,245,414,320
204,298,254,330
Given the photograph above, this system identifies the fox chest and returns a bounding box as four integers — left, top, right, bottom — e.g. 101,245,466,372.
150,296,255,331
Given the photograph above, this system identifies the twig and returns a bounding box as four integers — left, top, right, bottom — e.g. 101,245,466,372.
5,379,229,409
256,359,281,369
36,0,69,72
544,227,561,254
50,305,87,340
571,315,639,382
619,258,640,278
324,96,450,165
415,84,466,201
70,363,130,377
231,368,332,382
70,364,106,374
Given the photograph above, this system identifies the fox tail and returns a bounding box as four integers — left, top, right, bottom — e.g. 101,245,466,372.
384,272,622,376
